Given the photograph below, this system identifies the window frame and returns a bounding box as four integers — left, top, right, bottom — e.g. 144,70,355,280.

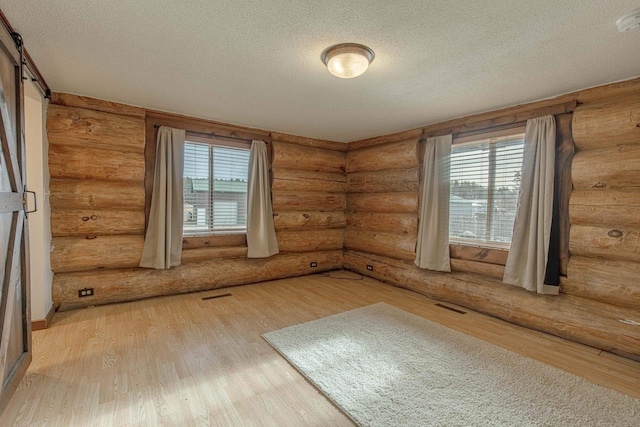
449,125,526,251
144,114,273,251
182,132,251,237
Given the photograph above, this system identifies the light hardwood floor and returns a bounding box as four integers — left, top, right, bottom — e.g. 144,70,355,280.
1,272,639,426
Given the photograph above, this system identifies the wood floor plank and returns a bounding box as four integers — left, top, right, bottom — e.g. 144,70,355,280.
1,273,638,426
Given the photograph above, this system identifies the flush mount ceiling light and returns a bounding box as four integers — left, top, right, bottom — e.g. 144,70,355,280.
321,43,375,79
617,7,640,32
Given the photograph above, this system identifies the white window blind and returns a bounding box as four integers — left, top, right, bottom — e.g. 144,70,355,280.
449,132,525,248
183,141,250,235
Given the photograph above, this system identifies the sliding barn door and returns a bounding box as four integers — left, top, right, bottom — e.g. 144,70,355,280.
0,29,30,414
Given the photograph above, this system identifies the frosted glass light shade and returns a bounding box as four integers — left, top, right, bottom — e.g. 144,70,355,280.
321,43,375,79
617,7,640,32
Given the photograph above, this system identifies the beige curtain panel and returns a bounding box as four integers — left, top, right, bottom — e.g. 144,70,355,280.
503,115,557,294
247,140,279,258
140,126,186,269
415,134,452,272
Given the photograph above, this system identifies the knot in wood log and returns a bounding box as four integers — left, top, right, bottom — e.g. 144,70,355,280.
81,216,90,221
607,229,623,238
615,144,631,152
85,235,97,240
592,182,607,189
90,215,98,220
303,214,310,219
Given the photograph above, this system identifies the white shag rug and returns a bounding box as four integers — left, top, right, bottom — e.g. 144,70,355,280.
262,303,640,427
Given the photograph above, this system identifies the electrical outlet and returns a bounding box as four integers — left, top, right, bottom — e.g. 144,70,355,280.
310,262,318,268
367,265,374,271
78,288,94,298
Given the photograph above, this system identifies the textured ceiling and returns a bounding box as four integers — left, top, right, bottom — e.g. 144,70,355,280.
2,0,640,142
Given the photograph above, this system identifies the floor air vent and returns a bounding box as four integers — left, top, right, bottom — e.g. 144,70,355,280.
202,293,232,301
435,303,466,314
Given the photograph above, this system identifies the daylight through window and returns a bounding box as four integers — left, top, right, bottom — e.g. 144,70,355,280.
183,141,250,235
449,132,524,248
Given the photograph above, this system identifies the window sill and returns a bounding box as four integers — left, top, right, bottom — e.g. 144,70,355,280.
182,233,247,249
449,242,508,266
450,237,510,251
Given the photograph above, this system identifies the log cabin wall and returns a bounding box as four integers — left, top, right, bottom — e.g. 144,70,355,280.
344,79,640,360
45,79,640,359
564,93,640,311
344,139,420,262
271,136,347,253
47,93,344,311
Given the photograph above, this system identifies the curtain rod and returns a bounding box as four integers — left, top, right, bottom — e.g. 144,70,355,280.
419,121,527,142
153,125,270,144
452,121,527,139
418,100,576,143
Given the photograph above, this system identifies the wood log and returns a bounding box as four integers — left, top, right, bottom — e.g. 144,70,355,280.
272,168,346,193
449,259,504,279
570,189,640,227
51,235,144,273
181,246,248,263
146,110,270,141
51,209,145,237
346,139,419,173
572,143,640,189
562,256,640,310
575,77,640,104
343,250,640,360
271,133,347,152
347,192,418,213
50,92,146,118
346,212,417,235
53,250,344,310
47,104,145,153
277,229,344,252
570,225,640,263
570,205,640,228
344,228,415,261
347,167,419,193
274,211,346,230
348,129,423,151
572,94,640,150
449,244,508,265
570,206,640,229
555,114,574,276
272,141,346,173
49,143,145,181
182,233,247,249
272,191,346,212
49,179,145,210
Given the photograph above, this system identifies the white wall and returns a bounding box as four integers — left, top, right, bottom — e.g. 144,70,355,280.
24,79,53,322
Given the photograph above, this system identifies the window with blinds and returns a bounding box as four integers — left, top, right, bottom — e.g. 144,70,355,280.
183,140,250,235
449,131,525,248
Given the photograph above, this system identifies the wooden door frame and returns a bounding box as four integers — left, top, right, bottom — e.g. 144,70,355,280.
0,23,31,414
